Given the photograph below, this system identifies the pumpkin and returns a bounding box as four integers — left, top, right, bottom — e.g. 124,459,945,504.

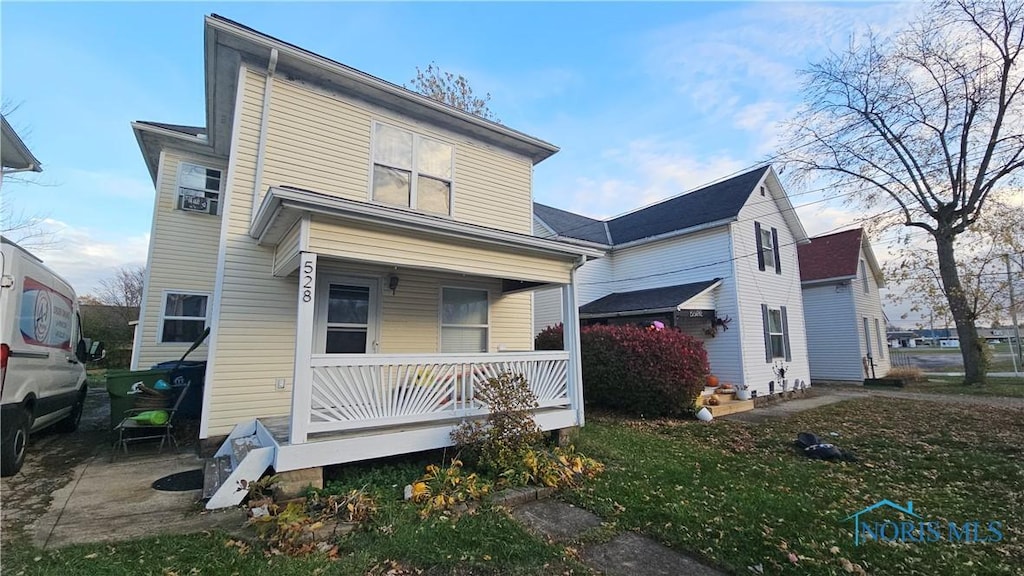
706,374,719,387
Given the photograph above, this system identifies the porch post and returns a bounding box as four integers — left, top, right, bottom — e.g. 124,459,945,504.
562,270,585,426
290,251,316,444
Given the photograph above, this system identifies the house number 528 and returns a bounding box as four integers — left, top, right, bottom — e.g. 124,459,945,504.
302,260,314,303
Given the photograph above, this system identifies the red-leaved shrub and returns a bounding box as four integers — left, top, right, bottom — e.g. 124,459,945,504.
534,323,709,417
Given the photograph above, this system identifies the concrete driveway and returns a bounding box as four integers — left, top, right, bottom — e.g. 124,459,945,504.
0,383,243,549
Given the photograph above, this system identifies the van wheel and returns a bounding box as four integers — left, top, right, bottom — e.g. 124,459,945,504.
55,386,88,433
1,408,31,477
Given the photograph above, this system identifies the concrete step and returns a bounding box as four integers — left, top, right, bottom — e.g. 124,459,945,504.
203,455,233,500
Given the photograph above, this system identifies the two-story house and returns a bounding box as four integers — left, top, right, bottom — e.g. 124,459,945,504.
131,15,599,508
797,228,890,382
534,166,811,397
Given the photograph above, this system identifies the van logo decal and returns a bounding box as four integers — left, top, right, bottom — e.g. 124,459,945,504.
20,277,74,350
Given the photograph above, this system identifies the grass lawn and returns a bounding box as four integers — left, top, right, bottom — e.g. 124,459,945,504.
567,398,1023,575
903,376,1024,397
4,398,1021,575
2,455,586,576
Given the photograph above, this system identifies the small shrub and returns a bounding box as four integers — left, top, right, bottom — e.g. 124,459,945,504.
507,446,604,488
451,372,544,474
535,324,564,350
409,458,491,517
581,324,709,417
885,366,926,382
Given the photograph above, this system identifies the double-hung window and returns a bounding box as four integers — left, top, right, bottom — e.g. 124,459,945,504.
160,292,208,343
372,122,453,216
440,288,488,353
761,304,791,361
177,163,222,215
754,222,781,273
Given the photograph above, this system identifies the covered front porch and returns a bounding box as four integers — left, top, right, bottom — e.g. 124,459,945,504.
203,187,601,508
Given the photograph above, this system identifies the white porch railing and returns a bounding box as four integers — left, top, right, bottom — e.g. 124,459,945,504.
298,351,571,437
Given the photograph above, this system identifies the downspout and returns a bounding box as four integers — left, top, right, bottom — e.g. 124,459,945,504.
568,255,587,427
250,48,278,224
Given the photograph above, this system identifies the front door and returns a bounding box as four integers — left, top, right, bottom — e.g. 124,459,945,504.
314,276,380,354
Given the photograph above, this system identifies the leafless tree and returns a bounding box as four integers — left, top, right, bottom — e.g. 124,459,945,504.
408,62,497,121
95,265,146,326
1,99,59,249
781,0,1024,384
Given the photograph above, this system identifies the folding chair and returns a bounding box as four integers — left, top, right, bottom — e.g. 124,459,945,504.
112,382,190,458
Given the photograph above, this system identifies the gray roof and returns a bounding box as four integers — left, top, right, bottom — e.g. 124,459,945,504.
135,121,207,137
579,279,721,316
536,166,770,246
534,203,608,244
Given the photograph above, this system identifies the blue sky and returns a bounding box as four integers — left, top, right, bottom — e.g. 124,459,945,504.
2,2,922,319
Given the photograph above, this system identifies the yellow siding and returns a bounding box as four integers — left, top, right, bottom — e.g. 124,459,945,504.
137,149,226,368
308,217,571,284
273,220,302,276
207,70,300,435
259,76,534,234
204,68,553,436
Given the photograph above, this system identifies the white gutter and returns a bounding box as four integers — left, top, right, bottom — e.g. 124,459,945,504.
252,187,604,260
205,15,559,162
251,49,278,225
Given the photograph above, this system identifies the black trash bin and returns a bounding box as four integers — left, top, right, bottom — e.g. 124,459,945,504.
150,360,206,420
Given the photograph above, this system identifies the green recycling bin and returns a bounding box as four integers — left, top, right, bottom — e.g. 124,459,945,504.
105,369,169,430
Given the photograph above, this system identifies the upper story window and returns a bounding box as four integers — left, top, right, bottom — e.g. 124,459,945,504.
177,163,222,216
755,222,781,274
372,122,453,216
860,260,869,293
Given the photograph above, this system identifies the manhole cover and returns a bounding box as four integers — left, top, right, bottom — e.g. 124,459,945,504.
152,469,203,492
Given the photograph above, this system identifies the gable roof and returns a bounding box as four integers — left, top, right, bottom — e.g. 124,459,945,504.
607,166,770,244
579,279,721,317
534,203,609,245
798,228,884,286
535,165,806,248
135,121,206,138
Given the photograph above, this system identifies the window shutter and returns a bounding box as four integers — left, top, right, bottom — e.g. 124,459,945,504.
761,304,772,362
771,227,781,274
781,305,792,361
755,222,765,271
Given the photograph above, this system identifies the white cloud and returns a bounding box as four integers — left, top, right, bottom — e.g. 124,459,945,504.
67,169,154,200
560,139,749,219
30,219,149,297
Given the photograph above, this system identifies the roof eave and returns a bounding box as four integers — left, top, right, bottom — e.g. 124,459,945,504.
1,115,42,172
611,217,735,250
800,274,857,286
132,121,214,184
204,15,559,164
252,187,604,260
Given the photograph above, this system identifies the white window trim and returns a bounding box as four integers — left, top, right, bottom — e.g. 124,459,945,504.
176,161,223,216
761,228,775,272
439,286,490,353
767,307,785,359
157,290,211,345
874,318,885,357
368,120,455,217
313,275,382,354
861,260,869,293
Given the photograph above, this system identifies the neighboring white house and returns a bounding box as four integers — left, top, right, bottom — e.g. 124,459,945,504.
797,228,891,382
887,331,921,348
534,165,812,398
131,14,599,508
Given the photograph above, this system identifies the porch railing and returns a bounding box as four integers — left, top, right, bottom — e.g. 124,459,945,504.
300,351,571,436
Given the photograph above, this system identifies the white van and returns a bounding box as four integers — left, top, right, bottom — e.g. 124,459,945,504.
1,236,99,476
